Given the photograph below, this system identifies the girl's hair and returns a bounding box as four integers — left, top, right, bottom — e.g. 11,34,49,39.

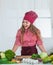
20,24,41,44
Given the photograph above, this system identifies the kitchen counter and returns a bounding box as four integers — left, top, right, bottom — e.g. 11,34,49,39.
0,55,52,65
14,56,52,65
0,63,52,65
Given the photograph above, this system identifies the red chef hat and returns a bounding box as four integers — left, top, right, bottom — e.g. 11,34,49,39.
23,11,38,24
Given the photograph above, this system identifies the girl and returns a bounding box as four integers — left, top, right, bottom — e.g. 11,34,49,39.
12,11,46,55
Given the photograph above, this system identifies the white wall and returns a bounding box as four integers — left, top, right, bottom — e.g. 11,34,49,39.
0,0,53,55
46,0,53,54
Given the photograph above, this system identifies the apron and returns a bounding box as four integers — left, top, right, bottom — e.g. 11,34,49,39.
21,45,38,55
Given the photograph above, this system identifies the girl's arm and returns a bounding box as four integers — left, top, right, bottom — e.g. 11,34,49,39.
38,44,46,52
37,30,47,52
12,29,21,52
12,43,19,52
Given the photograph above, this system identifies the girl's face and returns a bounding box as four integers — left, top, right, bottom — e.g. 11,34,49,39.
22,20,31,30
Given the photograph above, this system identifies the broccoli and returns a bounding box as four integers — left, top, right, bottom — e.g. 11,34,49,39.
31,54,40,59
5,49,15,61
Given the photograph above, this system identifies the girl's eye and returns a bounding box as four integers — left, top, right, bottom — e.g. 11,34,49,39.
23,22,27,24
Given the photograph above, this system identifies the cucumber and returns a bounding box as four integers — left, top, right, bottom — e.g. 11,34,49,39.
8,61,17,64
0,58,17,64
0,58,8,64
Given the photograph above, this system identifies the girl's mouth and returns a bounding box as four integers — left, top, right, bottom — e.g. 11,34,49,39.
24,26,28,27
24,26,28,29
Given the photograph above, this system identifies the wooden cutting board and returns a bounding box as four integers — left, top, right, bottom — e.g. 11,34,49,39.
13,56,31,63
16,55,31,59
16,55,31,58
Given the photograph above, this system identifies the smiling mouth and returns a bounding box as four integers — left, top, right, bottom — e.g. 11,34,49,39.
25,26,28,27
